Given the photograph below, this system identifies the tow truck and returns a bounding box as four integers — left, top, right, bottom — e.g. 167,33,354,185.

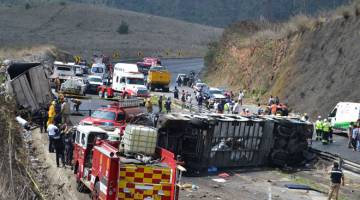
80,99,143,128
72,125,185,200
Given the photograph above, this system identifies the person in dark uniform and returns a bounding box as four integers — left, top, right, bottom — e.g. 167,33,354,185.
53,124,66,167
328,162,345,200
64,128,74,168
39,105,48,133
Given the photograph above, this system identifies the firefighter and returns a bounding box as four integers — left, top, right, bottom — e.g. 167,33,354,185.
47,101,56,126
315,116,323,141
322,119,331,145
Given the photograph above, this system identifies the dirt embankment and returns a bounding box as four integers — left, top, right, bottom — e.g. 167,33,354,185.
0,2,222,59
204,4,360,119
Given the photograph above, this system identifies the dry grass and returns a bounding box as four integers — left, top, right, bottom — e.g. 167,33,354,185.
0,45,56,61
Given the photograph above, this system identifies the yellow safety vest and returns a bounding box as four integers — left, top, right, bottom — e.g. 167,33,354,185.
315,120,323,130
323,122,330,132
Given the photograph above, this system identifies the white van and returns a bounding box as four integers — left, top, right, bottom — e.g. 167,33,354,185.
328,102,360,130
53,61,76,79
91,63,106,78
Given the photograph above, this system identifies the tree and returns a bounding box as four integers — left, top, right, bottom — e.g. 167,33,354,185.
117,21,129,34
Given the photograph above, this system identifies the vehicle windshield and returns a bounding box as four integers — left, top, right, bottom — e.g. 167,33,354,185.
56,66,71,71
91,110,116,120
88,77,102,83
210,90,223,95
92,67,104,73
127,78,144,85
149,66,168,71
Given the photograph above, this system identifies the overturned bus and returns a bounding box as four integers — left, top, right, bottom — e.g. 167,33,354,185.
4,62,52,111
156,113,314,171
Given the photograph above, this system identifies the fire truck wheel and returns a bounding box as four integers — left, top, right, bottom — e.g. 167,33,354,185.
76,180,85,192
91,181,100,200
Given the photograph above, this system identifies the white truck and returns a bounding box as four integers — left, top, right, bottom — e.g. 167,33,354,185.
328,102,360,131
111,63,149,98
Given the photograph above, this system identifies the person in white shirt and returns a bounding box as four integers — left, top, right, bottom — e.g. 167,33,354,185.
47,123,58,153
238,90,244,105
233,100,241,114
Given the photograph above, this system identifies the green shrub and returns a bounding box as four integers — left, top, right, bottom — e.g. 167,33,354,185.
117,21,129,34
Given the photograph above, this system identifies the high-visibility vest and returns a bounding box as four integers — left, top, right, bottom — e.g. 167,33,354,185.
315,120,323,130
323,122,331,132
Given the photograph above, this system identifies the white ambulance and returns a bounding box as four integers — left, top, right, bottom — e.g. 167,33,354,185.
328,102,360,130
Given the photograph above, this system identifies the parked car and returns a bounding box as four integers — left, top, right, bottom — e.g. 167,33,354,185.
193,82,209,94
206,87,227,107
60,77,87,96
86,75,103,93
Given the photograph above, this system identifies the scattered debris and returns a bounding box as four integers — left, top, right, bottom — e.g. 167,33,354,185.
212,178,227,183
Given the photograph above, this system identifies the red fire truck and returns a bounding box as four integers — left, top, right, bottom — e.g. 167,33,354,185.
137,57,161,76
73,125,185,200
80,99,143,128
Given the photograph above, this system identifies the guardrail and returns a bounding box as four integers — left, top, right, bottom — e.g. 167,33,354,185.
310,148,360,174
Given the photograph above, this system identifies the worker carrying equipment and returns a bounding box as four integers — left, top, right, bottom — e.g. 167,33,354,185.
315,116,323,141
322,119,331,145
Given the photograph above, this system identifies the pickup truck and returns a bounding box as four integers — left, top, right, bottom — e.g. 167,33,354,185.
80,99,143,128
147,65,171,92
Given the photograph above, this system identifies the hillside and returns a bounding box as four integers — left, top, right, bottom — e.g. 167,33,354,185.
203,3,360,119
0,3,222,59
69,0,349,27
0,0,349,27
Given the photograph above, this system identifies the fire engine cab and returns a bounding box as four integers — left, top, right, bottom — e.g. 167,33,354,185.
80,99,143,128
73,125,185,200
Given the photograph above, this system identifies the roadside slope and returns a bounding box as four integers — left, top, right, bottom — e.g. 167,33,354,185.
204,5,360,118
0,3,222,58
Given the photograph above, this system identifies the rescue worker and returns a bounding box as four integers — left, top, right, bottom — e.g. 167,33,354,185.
63,126,73,167
328,162,345,200
158,95,163,113
197,93,203,113
145,98,153,113
71,98,82,112
315,116,323,141
39,105,48,133
54,77,61,92
270,103,277,115
47,101,56,126
238,90,244,106
173,86,179,99
322,119,331,145
348,122,355,148
181,90,186,109
61,99,71,125
233,100,241,114
47,123,58,153
224,101,230,114
53,124,66,168
165,97,172,113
